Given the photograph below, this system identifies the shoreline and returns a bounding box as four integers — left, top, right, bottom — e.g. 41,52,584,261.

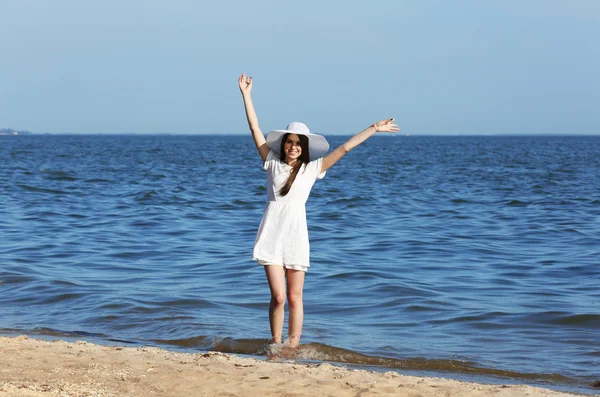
0,335,593,397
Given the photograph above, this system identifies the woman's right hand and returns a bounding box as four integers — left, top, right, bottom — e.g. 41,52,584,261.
374,118,400,133
238,73,252,95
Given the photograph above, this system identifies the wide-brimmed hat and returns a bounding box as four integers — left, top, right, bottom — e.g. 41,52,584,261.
266,122,329,161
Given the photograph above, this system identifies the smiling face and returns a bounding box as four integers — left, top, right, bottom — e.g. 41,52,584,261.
284,134,302,163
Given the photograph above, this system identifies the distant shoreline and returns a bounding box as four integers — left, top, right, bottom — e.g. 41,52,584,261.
0,129,32,136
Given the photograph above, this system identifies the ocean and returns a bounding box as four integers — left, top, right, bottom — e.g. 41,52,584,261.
1,134,598,394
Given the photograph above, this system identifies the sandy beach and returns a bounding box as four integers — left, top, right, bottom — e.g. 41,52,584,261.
0,336,592,397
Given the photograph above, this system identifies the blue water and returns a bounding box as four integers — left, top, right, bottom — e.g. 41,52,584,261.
1,134,599,394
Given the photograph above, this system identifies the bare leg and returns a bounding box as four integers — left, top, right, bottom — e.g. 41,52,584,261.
286,268,306,347
264,265,286,343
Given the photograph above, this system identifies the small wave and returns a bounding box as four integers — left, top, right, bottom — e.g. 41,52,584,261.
328,196,372,207
323,272,355,280
159,298,222,309
172,337,580,386
17,184,69,195
130,220,162,227
0,275,37,284
0,327,109,340
232,199,255,207
135,190,159,202
405,304,439,312
85,178,112,183
40,169,78,181
42,293,85,304
322,212,343,220
451,198,471,204
523,311,600,329
106,251,157,260
68,213,88,219
505,199,529,206
153,336,213,349
549,314,600,328
583,351,600,357
50,280,80,287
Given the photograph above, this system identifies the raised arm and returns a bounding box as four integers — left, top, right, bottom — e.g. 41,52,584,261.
321,119,400,172
239,73,269,162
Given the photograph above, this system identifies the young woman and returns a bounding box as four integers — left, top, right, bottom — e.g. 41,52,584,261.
238,73,399,348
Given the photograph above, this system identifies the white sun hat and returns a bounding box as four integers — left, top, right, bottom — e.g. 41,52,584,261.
266,122,330,161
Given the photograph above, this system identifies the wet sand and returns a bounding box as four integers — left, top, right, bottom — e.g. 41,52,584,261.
0,336,589,397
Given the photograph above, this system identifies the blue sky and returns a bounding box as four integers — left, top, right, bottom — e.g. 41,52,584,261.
1,0,599,135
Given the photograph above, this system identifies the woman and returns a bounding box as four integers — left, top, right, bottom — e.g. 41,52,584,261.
238,73,399,348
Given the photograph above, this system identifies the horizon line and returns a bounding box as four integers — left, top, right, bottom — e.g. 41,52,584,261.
3,132,600,137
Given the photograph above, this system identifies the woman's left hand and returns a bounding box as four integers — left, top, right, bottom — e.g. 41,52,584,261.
374,119,400,133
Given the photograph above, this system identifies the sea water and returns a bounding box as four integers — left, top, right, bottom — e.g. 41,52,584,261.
1,134,598,393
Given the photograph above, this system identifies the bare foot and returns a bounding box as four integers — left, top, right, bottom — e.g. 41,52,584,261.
265,341,283,360
265,339,300,361
279,345,300,360
284,334,301,348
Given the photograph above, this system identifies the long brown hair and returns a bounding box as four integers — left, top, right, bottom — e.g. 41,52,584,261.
279,133,310,196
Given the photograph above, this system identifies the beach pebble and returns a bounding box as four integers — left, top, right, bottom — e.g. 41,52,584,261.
318,363,334,370
201,351,228,359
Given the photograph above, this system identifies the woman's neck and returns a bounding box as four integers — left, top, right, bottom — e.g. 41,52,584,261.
285,158,299,167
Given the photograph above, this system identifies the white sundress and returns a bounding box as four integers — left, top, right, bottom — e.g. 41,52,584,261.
252,150,326,271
